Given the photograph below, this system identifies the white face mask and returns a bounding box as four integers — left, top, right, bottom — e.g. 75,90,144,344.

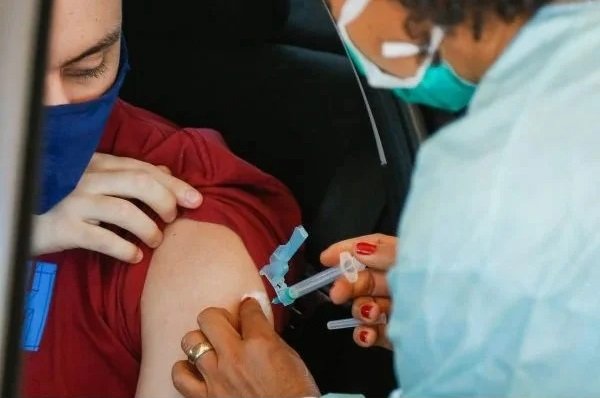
336,0,445,89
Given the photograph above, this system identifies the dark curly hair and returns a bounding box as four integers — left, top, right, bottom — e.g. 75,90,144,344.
397,0,553,39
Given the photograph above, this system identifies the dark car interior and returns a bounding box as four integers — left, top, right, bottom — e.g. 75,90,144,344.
121,0,457,395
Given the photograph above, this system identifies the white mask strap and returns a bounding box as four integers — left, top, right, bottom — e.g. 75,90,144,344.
382,26,445,59
338,0,371,26
382,42,421,58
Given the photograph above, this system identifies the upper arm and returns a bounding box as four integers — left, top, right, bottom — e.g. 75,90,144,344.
114,125,300,397
135,219,273,398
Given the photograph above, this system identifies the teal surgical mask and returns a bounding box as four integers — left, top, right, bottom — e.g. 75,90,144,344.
337,0,476,112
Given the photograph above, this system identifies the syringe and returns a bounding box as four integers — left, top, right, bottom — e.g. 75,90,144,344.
272,251,365,305
327,314,387,330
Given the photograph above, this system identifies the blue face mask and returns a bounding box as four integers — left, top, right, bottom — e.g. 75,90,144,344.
37,40,130,214
337,0,476,112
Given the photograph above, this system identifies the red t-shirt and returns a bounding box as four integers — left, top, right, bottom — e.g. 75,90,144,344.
22,100,302,398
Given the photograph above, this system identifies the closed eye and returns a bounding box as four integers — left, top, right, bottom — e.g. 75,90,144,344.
63,58,109,81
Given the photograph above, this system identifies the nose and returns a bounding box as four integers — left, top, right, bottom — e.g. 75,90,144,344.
43,72,69,106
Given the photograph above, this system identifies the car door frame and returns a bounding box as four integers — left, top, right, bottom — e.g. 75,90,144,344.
0,0,51,394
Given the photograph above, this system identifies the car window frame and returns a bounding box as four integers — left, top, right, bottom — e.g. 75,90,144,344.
0,0,51,394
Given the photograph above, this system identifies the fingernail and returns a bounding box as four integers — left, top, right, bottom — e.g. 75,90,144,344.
359,330,368,343
134,249,143,263
150,233,163,248
160,166,172,175
185,189,201,206
150,239,162,249
356,242,377,256
361,304,373,319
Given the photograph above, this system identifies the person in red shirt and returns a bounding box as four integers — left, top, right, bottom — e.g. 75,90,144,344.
22,0,302,397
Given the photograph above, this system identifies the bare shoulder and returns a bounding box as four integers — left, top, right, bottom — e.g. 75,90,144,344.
135,219,272,398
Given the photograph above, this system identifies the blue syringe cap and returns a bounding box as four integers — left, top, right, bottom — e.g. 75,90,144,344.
260,226,308,306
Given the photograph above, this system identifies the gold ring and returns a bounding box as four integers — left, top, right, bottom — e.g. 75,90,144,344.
186,342,214,364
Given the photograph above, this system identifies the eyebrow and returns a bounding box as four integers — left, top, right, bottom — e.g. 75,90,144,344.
62,28,121,67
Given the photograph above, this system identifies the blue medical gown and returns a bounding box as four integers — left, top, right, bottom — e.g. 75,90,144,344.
388,2,600,397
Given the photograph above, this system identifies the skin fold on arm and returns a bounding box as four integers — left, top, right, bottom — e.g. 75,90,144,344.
135,219,274,397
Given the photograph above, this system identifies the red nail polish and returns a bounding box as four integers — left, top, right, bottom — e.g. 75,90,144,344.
359,331,368,343
361,305,373,319
356,242,377,256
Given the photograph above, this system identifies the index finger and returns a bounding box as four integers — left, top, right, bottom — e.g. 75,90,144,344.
320,234,397,271
196,307,241,356
88,153,203,209
147,169,203,209
239,298,275,340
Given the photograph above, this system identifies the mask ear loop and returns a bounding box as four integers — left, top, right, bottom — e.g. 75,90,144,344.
338,0,371,26
428,26,446,56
